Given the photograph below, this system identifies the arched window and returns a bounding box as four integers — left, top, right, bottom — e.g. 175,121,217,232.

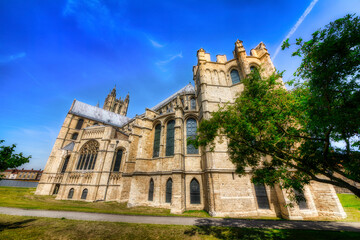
53,184,60,195
61,156,70,173
165,178,172,203
68,188,74,199
76,140,99,170
295,190,308,209
254,183,270,209
190,98,196,110
71,132,78,140
165,120,175,156
187,118,198,154
148,178,154,201
81,189,88,200
113,149,123,172
153,124,161,158
190,178,201,204
75,119,84,130
230,69,241,84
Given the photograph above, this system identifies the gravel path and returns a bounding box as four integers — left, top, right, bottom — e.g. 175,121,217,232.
0,207,359,232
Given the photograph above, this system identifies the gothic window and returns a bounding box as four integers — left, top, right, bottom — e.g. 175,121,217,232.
153,124,161,158
53,184,60,195
230,69,241,84
76,140,99,170
113,149,123,172
254,183,270,209
165,178,172,203
75,119,84,130
61,156,70,173
187,118,198,154
190,178,201,204
165,120,175,156
148,178,154,201
71,133,78,140
68,188,74,199
295,190,308,209
190,98,196,110
81,189,88,200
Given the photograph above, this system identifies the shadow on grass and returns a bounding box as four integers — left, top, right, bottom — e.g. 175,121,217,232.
184,218,360,240
0,219,36,232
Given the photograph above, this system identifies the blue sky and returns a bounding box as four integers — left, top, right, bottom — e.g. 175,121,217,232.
1,0,359,170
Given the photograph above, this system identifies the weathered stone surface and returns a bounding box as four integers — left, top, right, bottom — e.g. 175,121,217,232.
35,40,346,220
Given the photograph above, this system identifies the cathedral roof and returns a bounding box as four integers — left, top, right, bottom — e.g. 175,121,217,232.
70,100,131,127
150,83,195,111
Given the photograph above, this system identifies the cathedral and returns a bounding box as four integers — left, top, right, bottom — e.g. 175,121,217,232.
35,40,346,220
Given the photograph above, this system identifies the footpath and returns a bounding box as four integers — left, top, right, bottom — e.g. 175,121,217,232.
0,207,359,232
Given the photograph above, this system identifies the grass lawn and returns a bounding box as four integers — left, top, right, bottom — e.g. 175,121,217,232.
1,214,360,240
0,187,359,221
337,194,360,222
0,187,210,218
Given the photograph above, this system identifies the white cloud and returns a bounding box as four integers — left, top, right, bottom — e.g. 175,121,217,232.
156,52,183,66
149,38,164,48
272,0,319,61
0,52,26,64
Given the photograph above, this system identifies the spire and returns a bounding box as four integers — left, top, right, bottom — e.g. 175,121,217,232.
96,101,99,107
111,85,116,96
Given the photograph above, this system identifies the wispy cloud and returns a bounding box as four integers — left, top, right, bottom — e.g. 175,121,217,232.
0,52,26,64
272,0,319,61
63,0,122,43
156,52,183,66
149,38,164,48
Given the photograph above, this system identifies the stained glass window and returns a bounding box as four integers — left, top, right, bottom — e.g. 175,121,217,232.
187,118,198,154
81,189,88,200
254,183,270,209
148,179,154,201
190,178,201,204
113,149,123,172
166,120,175,156
230,69,241,84
76,140,99,170
153,124,161,158
190,98,196,110
61,156,70,173
166,178,172,203
75,119,84,130
68,188,74,199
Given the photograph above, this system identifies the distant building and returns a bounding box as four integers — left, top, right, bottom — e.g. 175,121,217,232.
1,168,43,181
36,40,346,220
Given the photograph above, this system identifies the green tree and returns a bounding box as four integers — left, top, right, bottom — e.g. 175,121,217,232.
193,14,360,199
0,140,31,178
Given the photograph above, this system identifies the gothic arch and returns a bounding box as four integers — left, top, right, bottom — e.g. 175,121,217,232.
76,140,99,170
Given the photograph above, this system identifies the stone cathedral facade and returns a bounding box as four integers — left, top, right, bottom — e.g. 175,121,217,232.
36,40,346,220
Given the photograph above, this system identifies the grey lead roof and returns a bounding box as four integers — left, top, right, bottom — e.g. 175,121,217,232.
70,100,131,128
62,142,75,151
150,83,195,111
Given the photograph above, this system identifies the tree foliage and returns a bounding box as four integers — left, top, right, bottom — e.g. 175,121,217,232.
0,140,31,178
193,14,360,199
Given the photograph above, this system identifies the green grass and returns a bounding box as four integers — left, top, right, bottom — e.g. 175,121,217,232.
0,187,359,222
0,187,210,218
337,194,360,222
0,214,360,240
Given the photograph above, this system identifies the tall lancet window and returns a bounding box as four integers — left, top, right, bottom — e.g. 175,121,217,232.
76,140,99,170
153,124,161,158
113,149,123,172
187,118,198,154
148,178,154,201
165,178,172,203
165,120,175,156
230,69,241,84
